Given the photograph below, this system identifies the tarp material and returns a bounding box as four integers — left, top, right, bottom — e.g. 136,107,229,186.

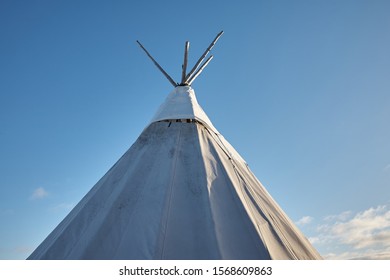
28,86,322,260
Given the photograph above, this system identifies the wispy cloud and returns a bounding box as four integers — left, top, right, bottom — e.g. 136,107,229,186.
323,248,390,260
323,210,352,222
296,216,314,226
331,205,390,249
29,187,48,200
350,251,390,260
311,205,390,259
384,164,390,172
323,250,382,260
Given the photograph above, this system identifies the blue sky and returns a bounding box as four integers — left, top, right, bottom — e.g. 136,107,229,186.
1,0,389,259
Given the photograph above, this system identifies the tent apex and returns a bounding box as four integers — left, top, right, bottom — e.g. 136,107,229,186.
137,31,224,87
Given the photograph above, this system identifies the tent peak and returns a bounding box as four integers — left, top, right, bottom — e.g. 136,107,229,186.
149,85,218,133
137,31,223,87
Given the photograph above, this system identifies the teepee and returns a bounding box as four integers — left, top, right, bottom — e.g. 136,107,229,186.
28,32,322,260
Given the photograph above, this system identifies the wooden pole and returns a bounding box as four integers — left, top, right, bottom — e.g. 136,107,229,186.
136,40,177,87
181,41,190,85
187,55,213,85
185,31,223,83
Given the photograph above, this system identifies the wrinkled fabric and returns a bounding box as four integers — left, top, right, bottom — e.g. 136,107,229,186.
28,87,322,260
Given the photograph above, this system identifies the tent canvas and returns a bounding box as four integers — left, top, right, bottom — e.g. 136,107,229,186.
28,33,322,260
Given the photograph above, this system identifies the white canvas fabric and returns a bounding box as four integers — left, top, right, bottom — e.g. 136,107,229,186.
151,86,247,166
150,86,216,131
28,86,322,260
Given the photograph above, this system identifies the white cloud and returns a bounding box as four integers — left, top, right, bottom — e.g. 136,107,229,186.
312,205,390,259
323,248,390,260
30,187,48,200
351,251,390,260
296,216,314,226
308,236,320,244
384,164,390,172
331,205,390,249
324,210,352,222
